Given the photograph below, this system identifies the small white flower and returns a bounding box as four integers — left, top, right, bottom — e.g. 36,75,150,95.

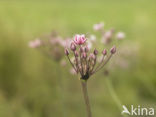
116,32,125,40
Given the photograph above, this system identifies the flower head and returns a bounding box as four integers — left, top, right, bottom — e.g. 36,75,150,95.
65,35,116,80
74,34,87,45
29,31,68,61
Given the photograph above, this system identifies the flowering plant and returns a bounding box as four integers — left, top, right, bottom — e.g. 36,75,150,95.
29,22,129,117
65,33,116,117
65,34,116,81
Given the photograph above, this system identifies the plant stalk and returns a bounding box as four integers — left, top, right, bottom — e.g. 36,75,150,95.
105,77,129,117
81,80,92,117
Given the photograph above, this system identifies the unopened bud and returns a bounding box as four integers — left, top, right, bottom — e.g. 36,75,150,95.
65,48,69,55
93,48,98,55
84,46,89,52
82,52,87,59
70,42,76,51
90,53,96,60
74,51,79,57
110,46,116,54
102,49,107,55
80,46,84,53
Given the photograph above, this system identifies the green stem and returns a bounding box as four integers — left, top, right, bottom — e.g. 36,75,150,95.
81,80,92,117
106,78,129,117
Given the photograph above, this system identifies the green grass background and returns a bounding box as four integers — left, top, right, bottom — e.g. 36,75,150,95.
0,0,156,117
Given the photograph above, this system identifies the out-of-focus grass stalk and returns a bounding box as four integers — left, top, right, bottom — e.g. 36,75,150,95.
53,63,67,117
81,80,92,117
105,77,129,117
57,70,67,117
46,60,67,116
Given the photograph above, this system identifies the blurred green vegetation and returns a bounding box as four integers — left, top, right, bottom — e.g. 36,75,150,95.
0,0,156,117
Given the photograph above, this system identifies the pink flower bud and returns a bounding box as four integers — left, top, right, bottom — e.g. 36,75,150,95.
74,51,79,57
93,48,98,55
84,46,89,52
102,49,107,55
110,46,116,54
70,42,76,51
82,52,87,59
73,34,86,45
89,53,96,60
65,48,69,55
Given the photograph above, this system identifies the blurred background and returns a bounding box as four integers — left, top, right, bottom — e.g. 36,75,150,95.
0,0,156,117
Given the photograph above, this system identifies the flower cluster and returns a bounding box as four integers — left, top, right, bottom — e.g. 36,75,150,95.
29,22,129,77
93,22,125,45
65,34,116,80
29,32,71,62
92,22,131,76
